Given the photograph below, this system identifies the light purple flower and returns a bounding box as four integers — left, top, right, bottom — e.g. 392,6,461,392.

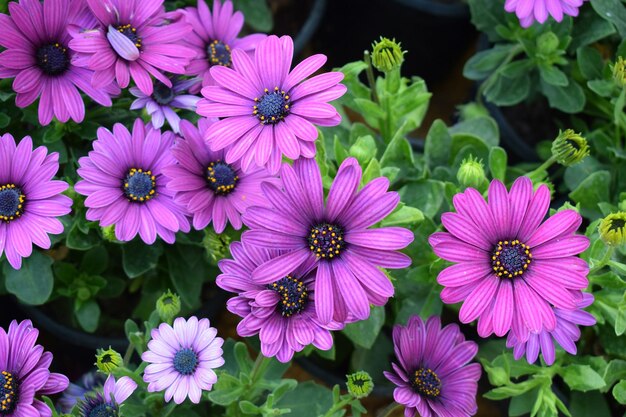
0,134,72,270
0,0,119,125
181,0,266,92
79,375,136,417
384,316,481,417
197,35,346,174
505,0,585,27
68,0,196,95
0,320,70,417
217,241,343,362
241,157,414,324
429,177,590,343
130,77,201,133
507,292,596,365
162,119,276,233
142,317,224,404
74,119,190,244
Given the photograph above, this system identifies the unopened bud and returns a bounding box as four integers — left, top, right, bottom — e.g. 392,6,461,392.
95,347,123,374
457,155,486,189
101,225,118,242
599,212,626,247
612,56,626,88
156,290,181,323
551,129,589,167
203,229,231,264
371,37,405,73
346,371,374,399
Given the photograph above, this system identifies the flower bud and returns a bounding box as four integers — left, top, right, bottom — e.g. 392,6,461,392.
203,229,231,264
349,135,377,165
599,212,626,247
536,32,559,56
612,56,626,88
371,37,405,73
101,225,118,242
95,347,123,374
457,155,486,189
346,371,374,399
551,129,589,167
156,289,181,323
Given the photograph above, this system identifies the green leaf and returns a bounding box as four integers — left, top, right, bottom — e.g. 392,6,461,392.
0,113,9,129
587,79,616,97
66,219,99,250
570,7,616,50
603,359,626,390
540,78,586,113
424,120,452,168
568,170,610,219
463,45,517,80
569,391,612,417
485,73,531,106
399,180,447,218
576,47,604,80
75,299,100,332
562,364,606,392
232,0,272,32
81,246,108,275
539,65,569,87
381,205,424,227
4,251,53,305
342,306,385,349
274,382,332,417
380,126,414,168
590,0,626,38
166,244,209,308
122,239,163,278
449,116,499,147
489,146,507,181
509,388,539,417
613,380,626,405
362,158,382,184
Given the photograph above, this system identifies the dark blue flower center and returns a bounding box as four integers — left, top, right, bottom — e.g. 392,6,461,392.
117,24,141,49
267,275,309,317
253,87,291,125
152,81,175,105
491,239,532,278
207,40,231,67
308,224,345,259
206,161,238,195
36,43,69,76
0,371,18,414
0,184,25,222
87,402,118,417
123,168,156,202
412,368,441,398
173,348,198,376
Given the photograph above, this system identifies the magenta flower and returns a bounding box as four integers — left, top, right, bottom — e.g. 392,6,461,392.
0,134,72,270
142,317,224,404
197,35,346,174
429,177,590,342
182,0,266,92
68,0,196,95
162,119,276,233
79,375,136,417
505,0,585,27
0,320,69,417
507,293,595,365
241,157,413,324
74,119,190,244
130,77,201,133
0,0,119,125
217,241,343,362
384,316,481,417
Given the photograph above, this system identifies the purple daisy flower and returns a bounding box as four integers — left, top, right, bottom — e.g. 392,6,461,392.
241,157,414,324
217,241,343,362
130,77,201,133
0,134,72,270
384,316,480,417
162,119,277,233
197,35,346,174
74,119,190,244
0,0,119,126
57,372,106,414
0,320,70,417
68,0,196,96
142,317,225,404
181,0,266,92
507,292,595,365
429,177,590,342
505,0,585,28
78,375,136,417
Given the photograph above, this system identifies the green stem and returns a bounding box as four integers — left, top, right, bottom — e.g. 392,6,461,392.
123,342,134,366
114,366,145,386
527,156,557,178
321,395,354,417
589,246,615,275
364,51,379,104
614,87,626,150
160,400,177,417
249,353,272,384
381,403,404,417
